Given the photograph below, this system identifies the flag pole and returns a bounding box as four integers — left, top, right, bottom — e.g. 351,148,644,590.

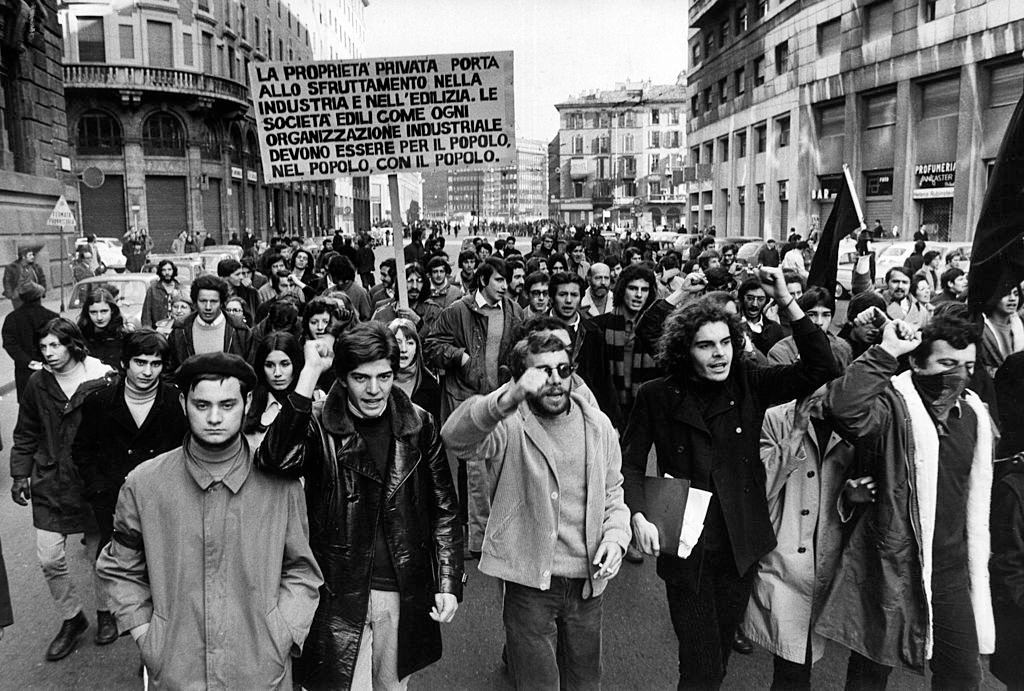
387,174,409,311
842,164,868,232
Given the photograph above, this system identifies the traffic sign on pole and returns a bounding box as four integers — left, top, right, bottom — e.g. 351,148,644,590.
47,196,77,228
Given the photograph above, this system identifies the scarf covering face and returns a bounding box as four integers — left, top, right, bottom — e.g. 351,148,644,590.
911,368,969,426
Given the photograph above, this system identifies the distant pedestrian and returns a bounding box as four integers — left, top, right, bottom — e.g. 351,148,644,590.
97,352,322,688
2,282,58,400
3,245,46,308
10,318,115,661
141,260,181,328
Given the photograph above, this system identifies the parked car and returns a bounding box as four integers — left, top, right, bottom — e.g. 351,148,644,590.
143,253,204,288
873,241,972,287
64,273,158,327
75,236,126,272
202,245,244,261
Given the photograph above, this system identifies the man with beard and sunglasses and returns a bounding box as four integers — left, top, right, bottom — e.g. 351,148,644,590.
815,313,995,690
441,332,629,690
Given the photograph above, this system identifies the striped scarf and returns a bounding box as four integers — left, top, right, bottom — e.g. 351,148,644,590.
601,308,659,413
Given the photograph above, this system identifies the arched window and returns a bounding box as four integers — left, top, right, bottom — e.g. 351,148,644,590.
76,110,122,155
651,208,663,228
245,131,260,170
229,125,243,164
200,121,222,161
142,112,185,156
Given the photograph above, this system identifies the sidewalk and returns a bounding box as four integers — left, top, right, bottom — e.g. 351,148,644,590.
0,294,67,397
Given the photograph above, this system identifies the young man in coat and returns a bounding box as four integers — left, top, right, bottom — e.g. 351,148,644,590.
166,274,252,370
442,332,630,689
96,352,322,689
818,313,995,689
9,318,115,660
256,322,463,690
72,330,188,645
622,267,836,688
425,257,523,555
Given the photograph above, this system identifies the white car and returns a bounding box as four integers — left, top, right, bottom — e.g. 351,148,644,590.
874,241,972,287
76,237,127,272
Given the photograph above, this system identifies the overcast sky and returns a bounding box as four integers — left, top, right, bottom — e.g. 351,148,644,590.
364,0,688,143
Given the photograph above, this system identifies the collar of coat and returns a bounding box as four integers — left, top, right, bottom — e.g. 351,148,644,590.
890,370,995,658
320,379,423,440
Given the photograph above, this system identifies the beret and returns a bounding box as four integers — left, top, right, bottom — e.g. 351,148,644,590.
175,352,257,391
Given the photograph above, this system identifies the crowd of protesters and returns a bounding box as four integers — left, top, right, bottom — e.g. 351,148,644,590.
0,218,1021,691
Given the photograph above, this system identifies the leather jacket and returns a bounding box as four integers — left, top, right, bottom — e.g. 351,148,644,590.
255,384,463,690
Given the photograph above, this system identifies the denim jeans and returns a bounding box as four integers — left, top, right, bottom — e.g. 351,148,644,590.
352,589,408,691
503,577,603,690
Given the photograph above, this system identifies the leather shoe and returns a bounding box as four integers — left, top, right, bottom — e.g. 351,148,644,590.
624,543,644,564
732,629,754,655
46,611,88,661
95,610,118,646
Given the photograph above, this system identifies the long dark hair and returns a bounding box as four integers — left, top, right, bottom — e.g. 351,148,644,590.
77,288,126,339
245,331,304,433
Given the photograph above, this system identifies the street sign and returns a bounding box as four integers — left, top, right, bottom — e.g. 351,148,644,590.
46,196,76,227
632,197,643,209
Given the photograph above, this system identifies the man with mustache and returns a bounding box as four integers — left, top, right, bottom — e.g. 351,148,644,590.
442,332,629,689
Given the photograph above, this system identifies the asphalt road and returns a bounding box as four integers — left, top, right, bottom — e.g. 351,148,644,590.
0,236,1001,689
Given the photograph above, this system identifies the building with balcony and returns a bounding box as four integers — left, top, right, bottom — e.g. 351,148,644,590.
686,0,1024,242
0,0,77,285
551,80,688,229
59,0,369,251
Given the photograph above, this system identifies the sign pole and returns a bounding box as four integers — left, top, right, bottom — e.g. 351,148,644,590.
842,163,868,232
388,174,409,311
58,223,66,311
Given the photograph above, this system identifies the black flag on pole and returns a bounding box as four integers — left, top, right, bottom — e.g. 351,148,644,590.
968,86,1024,315
807,173,862,295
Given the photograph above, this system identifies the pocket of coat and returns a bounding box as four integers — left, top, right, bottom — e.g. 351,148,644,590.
141,612,167,677
265,606,293,662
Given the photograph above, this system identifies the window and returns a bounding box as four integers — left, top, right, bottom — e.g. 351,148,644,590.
182,33,192,66
818,18,841,55
866,1,893,40
704,31,715,57
754,56,766,86
703,142,714,164
990,62,1024,108
598,111,610,128
599,135,610,154
923,0,954,22
691,95,700,118
778,180,788,200
735,67,746,95
865,170,894,195
228,46,236,79
757,0,769,19
200,122,222,161
776,116,790,147
651,108,660,125
197,0,210,10
623,133,635,151
736,131,747,157
76,111,122,154
254,17,260,48
735,5,748,33
719,136,730,161
703,86,712,113
692,42,701,65
591,137,600,154
691,146,701,164
572,135,583,154
142,112,185,156
240,3,247,38
78,17,106,62
118,25,134,59
669,108,680,125
775,41,790,74
146,20,173,68
757,183,765,202
669,131,681,148
755,123,767,152
202,32,213,72
921,77,960,119
865,91,898,128
267,27,272,55
719,19,729,46
650,154,661,172
817,101,845,136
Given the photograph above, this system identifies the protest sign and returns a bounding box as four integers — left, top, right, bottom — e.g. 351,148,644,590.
249,51,516,183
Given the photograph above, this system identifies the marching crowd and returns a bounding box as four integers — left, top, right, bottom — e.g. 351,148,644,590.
0,222,1021,691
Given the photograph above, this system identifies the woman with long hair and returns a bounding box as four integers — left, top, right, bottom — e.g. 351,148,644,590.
76,288,132,371
244,331,305,445
387,317,440,417
289,248,320,301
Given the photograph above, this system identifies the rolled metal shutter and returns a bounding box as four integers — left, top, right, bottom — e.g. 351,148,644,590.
863,198,893,235
81,174,126,238
246,183,256,232
232,181,243,230
203,178,222,242
145,176,187,252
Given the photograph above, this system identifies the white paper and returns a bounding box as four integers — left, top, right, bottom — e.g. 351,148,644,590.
678,488,713,559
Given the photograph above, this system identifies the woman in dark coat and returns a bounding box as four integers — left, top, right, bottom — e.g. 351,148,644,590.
387,317,441,419
244,331,304,446
77,288,132,372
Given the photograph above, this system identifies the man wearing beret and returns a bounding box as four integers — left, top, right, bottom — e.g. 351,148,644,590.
96,352,323,689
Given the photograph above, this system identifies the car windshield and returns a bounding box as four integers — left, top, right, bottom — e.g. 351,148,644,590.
880,246,909,258
69,280,149,310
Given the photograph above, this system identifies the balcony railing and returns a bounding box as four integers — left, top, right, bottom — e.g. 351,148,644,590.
64,64,249,107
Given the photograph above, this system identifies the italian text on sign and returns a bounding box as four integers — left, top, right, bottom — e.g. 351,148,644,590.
249,51,516,183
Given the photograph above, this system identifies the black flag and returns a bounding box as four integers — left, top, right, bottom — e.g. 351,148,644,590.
807,173,862,295
968,87,1024,315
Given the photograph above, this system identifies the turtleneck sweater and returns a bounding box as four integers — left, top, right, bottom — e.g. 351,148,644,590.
186,434,243,483
192,312,226,354
52,360,88,400
124,379,158,428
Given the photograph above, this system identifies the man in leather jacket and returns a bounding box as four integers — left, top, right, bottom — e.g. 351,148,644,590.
256,322,463,690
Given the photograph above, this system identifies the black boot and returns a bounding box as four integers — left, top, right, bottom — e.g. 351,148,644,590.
46,611,89,661
95,610,118,645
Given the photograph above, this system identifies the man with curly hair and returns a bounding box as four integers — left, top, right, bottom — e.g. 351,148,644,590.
621,266,836,688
